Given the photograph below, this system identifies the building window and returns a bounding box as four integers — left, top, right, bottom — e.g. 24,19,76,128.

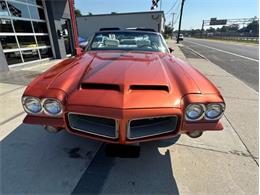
22,49,40,62
36,35,50,46
0,0,53,66
40,47,52,58
13,19,33,32
0,1,9,16
0,18,13,32
4,51,23,65
7,1,30,18
27,0,43,6
33,21,47,33
17,36,36,48
0,35,18,49
29,5,45,20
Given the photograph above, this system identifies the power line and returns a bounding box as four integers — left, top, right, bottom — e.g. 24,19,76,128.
166,0,178,14
165,0,181,25
173,11,180,25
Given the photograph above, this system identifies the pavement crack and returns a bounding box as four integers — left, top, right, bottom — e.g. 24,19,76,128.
223,114,259,166
175,143,258,159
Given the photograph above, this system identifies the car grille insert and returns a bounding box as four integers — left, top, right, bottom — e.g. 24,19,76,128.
128,116,178,140
68,113,118,139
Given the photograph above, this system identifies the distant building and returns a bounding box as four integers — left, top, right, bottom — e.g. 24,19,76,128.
77,11,165,40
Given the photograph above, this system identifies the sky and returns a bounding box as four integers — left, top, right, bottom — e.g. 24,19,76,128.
75,0,259,30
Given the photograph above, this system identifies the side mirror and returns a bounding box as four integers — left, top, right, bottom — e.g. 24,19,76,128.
169,47,174,53
79,41,88,51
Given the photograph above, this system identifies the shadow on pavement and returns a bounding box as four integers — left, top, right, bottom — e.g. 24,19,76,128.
1,124,101,194
72,136,180,194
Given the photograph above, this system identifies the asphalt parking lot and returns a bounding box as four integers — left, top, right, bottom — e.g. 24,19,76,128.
0,40,258,194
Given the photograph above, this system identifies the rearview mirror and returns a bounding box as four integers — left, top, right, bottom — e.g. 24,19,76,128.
169,47,174,53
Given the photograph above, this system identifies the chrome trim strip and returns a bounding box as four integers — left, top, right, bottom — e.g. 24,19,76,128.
67,112,119,139
127,115,178,140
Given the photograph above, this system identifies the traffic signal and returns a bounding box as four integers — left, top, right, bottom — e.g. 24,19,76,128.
151,0,159,10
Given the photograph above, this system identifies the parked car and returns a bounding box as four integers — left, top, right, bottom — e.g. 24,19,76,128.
178,34,184,41
22,28,225,144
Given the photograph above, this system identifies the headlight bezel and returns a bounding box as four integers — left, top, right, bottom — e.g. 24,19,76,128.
42,98,63,116
185,103,205,121
205,103,225,120
22,96,43,115
22,96,63,116
185,102,225,121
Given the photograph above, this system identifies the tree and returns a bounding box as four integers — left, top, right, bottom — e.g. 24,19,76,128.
206,27,215,33
228,24,239,32
74,8,82,17
220,26,228,32
246,20,259,34
163,24,174,38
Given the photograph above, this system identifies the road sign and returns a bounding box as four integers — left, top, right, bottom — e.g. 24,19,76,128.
210,18,227,25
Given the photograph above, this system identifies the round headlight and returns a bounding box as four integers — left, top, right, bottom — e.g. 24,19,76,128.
23,97,42,114
43,99,63,116
205,103,224,120
185,104,204,121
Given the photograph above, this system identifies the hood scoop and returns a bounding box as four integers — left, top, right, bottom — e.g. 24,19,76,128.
81,83,120,91
129,85,169,92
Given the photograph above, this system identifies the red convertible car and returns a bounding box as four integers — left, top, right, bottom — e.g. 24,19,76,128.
22,29,225,144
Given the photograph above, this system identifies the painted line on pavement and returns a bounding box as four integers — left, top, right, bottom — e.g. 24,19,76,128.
180,43,259,94
185,40,259,62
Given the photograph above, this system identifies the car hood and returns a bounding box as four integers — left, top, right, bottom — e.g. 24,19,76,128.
66,51,201,108
26,51,218,109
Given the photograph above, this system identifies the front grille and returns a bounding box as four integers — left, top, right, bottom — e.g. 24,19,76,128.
68,113,118,139
127,116,178,140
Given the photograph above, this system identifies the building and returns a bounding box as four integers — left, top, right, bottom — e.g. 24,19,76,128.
77,11,165,40
0,2,165,72
0,0,78,71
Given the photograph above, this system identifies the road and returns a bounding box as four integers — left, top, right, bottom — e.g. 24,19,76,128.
182,38,259,91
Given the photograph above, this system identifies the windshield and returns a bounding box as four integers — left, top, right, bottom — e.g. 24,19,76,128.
89,31,169,53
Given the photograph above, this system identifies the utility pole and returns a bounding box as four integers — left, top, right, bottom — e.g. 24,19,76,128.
171,13,175,39
171,13,175,28
160,0,162,10
200,20,204,38
177,0,185,43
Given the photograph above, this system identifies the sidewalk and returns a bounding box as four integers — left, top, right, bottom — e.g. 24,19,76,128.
168,40,258,162
165,40,258,194
0,59,101,194
0,59,62,140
